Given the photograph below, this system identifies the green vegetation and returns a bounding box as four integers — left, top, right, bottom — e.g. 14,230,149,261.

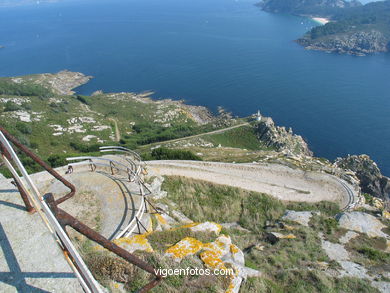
158,177,385,292
143,147,202,161
0,78,52,97
285,201,340,217
308,1,390,40
241,272,379,293
161,176,285,232
346,234,390,267
204,125,269,151
0,74,232,176
258,0,361,17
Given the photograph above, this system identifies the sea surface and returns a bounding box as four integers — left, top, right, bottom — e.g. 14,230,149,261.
0,0,389,175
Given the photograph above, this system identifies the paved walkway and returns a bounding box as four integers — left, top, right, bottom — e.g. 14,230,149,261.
0,177,83,292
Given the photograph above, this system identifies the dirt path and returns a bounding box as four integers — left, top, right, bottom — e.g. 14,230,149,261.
147,160,358,209
140,122,250,149
109,118,121,142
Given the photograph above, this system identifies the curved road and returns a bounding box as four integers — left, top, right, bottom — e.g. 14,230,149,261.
147,160,359,210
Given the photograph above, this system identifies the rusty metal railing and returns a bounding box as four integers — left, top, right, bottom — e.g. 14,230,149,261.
0,126,163,292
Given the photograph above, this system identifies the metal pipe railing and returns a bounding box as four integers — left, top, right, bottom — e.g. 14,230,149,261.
0,127,163,292
66,155,152,238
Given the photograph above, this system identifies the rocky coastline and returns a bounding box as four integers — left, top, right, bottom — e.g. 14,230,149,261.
257,0,390,56
297,30,389,56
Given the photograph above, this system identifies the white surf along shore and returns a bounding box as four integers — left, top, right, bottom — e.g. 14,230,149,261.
312,17,330,25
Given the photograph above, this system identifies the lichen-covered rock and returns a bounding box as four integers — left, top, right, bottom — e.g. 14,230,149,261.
282,210,314,226
190,221,222,235
114,234,154,253
337,212,388,238
165,237,203,261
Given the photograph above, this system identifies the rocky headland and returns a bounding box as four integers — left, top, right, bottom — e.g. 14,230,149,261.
335,155,390,204
258,0,390,56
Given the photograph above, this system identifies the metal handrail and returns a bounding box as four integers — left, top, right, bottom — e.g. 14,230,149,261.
0,130,101,293
66,155,152,238
100,146,142,161
0,127,163,292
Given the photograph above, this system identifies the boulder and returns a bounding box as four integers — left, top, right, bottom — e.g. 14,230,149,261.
321,240,349,261
337,212,388,238
282,210,313,226
339,231,359,244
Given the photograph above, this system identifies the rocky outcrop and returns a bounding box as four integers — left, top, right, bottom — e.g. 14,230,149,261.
37,70,93,95
254,117,313,156
335,155,390,201
297,30,389,56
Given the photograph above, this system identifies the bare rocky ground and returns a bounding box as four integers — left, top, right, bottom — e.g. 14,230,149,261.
147,160,360,209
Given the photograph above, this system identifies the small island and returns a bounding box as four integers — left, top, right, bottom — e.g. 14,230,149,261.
257,0,390,56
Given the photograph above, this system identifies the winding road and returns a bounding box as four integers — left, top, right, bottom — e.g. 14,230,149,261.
147,160,359,210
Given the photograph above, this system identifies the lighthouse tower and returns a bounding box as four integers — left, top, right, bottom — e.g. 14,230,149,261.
256,110,262,122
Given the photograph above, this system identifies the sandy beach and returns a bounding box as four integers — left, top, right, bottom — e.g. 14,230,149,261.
312,17,330,25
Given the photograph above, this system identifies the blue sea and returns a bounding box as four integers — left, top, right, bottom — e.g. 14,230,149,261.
0,0,389,175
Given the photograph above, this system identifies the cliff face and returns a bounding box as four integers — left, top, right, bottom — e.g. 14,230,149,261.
255,117,313,156
335,155,390,202
297,30,389,56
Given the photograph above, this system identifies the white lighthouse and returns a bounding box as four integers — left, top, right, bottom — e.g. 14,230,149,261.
256,110,262,122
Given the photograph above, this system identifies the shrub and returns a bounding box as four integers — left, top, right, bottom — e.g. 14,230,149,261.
69,142,100,153
16,122,32,134
148,148,201,161
239,192,285,232
0,79,51,97
47,154,68,168
76,95,90,105
3,101,21,112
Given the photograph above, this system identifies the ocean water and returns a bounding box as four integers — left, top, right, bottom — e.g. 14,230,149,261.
0,0,389,175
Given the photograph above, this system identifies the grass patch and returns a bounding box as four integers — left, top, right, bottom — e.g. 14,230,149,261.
161,176,285,233
241,273,379,293
204,125,271,151
143,147,202,161
285,201,341,217
346,234,390,267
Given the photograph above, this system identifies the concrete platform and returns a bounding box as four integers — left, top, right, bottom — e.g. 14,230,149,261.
0,178,83,292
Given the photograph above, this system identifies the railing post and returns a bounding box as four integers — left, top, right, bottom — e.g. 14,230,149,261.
0,143,35,213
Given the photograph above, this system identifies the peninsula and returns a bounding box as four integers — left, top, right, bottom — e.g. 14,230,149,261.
0,71,389,292
258,0,390,55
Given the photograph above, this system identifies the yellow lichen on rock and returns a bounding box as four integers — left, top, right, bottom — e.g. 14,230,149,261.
165,237,203,260
155,213,167,225
230,244,240,254
114,234,154,253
